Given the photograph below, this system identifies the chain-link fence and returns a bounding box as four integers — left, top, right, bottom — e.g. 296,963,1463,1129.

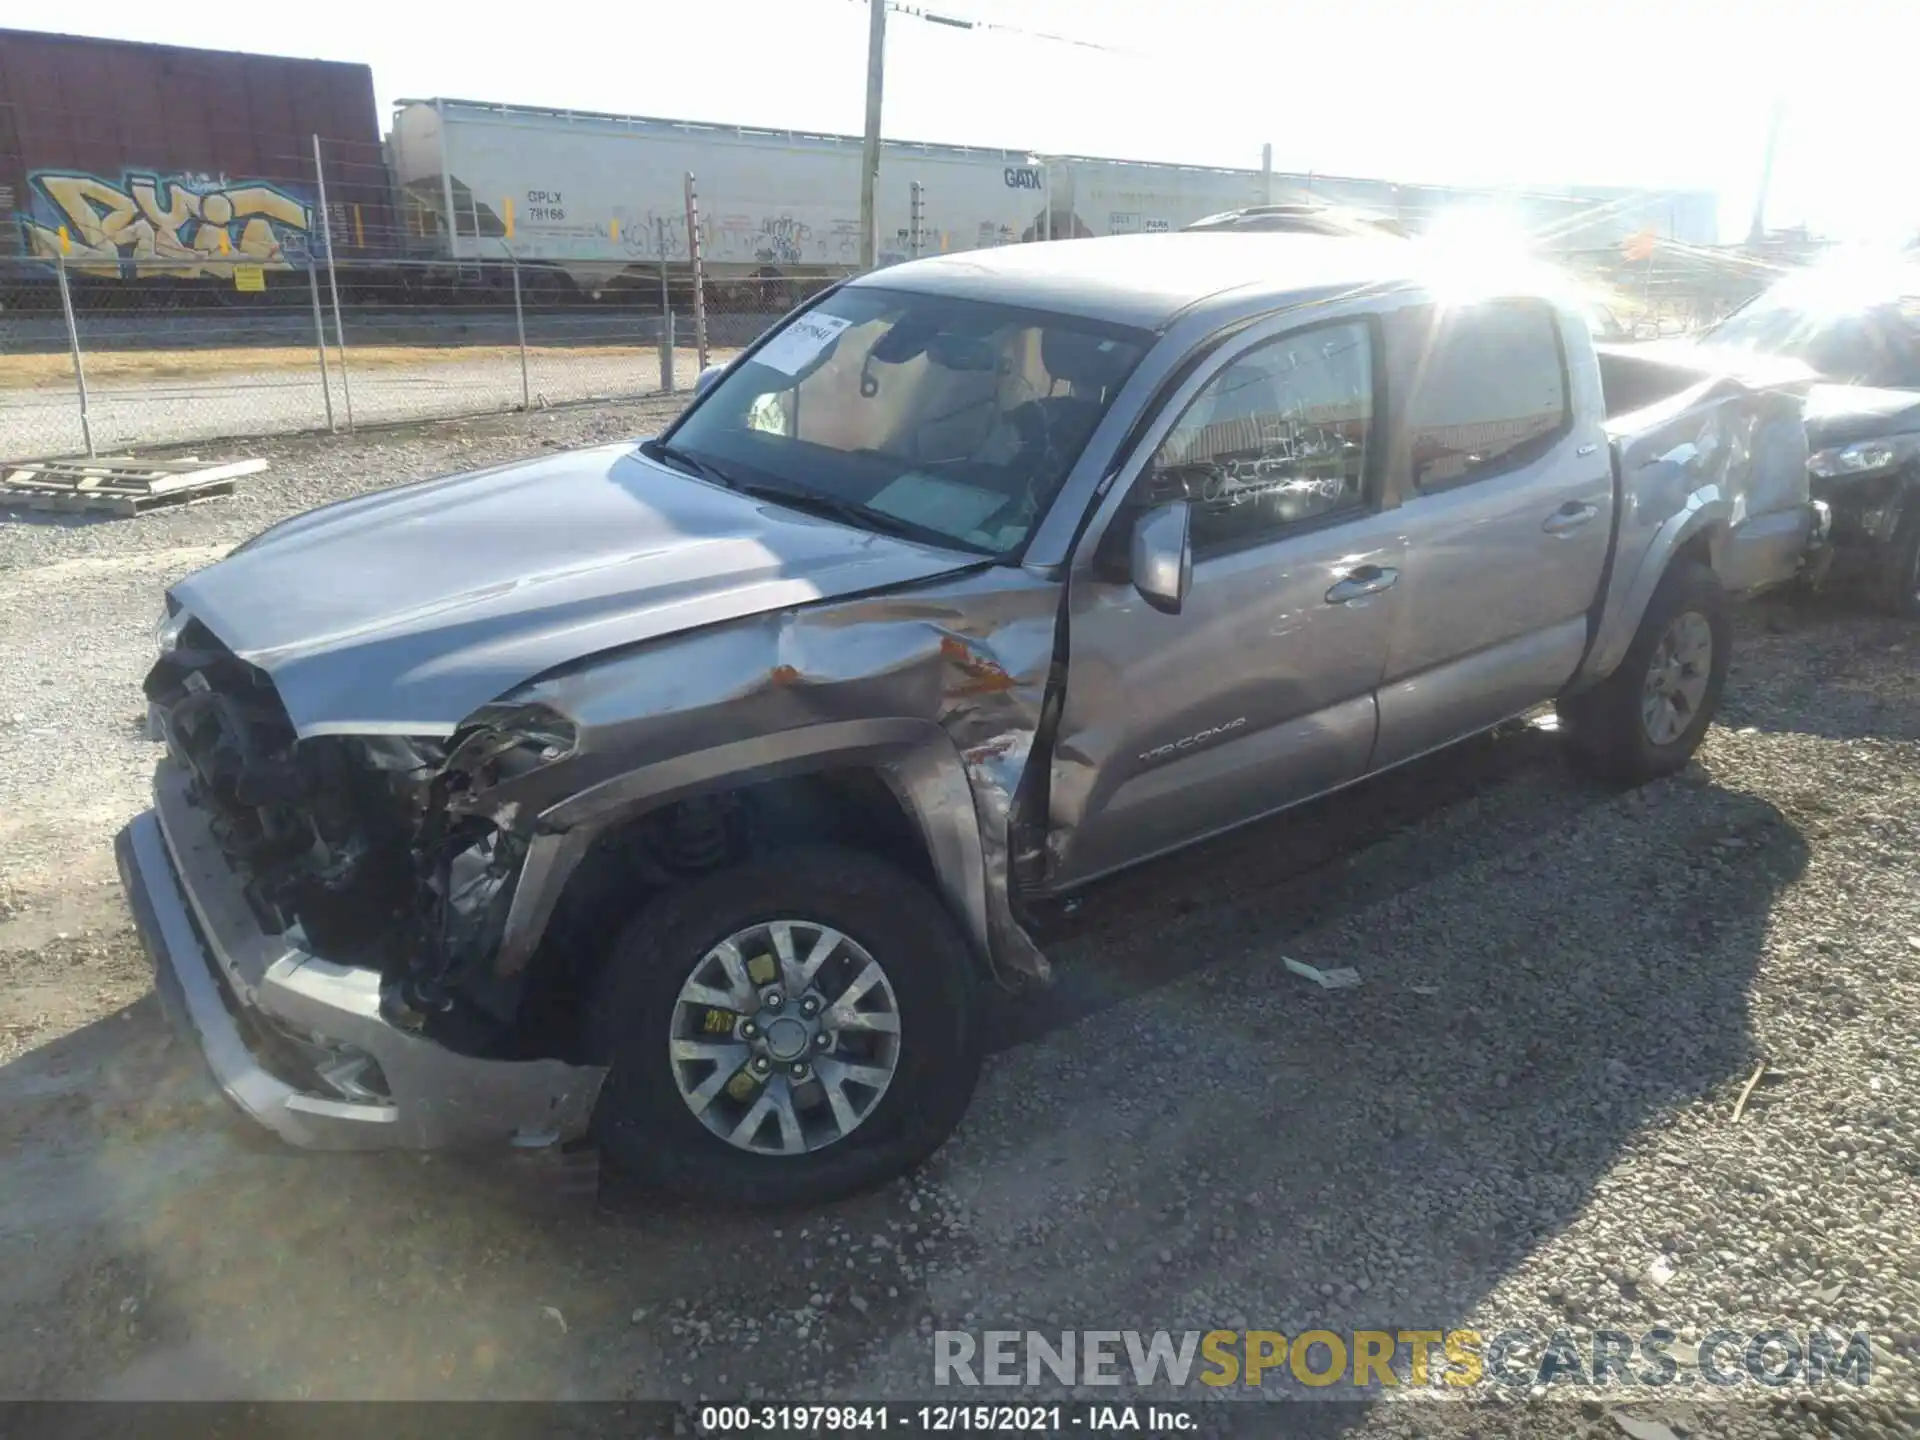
0,252,853,460
0,108,999,463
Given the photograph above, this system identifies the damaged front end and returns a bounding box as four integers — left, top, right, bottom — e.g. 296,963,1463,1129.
114,403,1090,1162
1804,425,1920,605
127,615,605,1150
377,704,588,1046
150,620,440,957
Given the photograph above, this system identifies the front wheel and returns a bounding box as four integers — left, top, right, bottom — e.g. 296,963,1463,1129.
588,846,983,1207
1558,559,1731,786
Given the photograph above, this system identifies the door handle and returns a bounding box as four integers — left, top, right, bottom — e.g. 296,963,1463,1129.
1325,565,1400,605
1542,502,1598,535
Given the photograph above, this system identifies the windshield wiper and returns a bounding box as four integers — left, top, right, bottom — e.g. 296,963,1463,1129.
731,480,915,538
644,441,988,553
733,479,989,553
639,437,740,490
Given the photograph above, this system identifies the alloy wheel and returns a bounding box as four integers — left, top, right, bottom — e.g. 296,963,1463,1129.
1640,610,1713,747
668,920,903,1155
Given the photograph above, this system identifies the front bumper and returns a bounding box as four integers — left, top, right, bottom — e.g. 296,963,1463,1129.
1799,498,1835,585
115,761,606,1151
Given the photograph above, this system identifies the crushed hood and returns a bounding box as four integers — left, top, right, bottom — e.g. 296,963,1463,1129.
1640,339,1920,447
1803,383,1920,448
170,444,982,737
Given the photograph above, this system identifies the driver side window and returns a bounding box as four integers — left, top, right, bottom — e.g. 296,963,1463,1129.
1141,320,1374,554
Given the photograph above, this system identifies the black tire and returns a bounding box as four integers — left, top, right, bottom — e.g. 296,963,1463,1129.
587,846,982,1207
1878,502,1920,619
1558,559,1730,786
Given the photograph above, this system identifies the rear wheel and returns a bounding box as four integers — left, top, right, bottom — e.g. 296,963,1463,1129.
1879,502,1920,619
1559,559,1730,786
587,846,982,1207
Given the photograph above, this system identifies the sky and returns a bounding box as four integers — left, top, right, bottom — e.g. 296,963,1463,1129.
16,0,1920,245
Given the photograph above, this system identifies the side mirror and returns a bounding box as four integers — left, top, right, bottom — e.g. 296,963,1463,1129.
695,363,726,399
1130,500,1192,615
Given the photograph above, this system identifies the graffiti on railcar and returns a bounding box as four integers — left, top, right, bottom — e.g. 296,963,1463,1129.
610,208,850,265
754,214,813,266
20,170,316,277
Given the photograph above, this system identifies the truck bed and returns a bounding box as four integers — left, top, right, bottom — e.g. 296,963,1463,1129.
1597,342,1815,598
1596,343,1739,421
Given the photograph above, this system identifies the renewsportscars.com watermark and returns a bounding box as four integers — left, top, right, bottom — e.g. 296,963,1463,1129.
934,1328,1877,1392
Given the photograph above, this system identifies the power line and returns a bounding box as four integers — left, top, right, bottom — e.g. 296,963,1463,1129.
846,0,1142,56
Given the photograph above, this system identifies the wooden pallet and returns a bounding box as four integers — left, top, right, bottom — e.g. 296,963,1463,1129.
0,456,266,517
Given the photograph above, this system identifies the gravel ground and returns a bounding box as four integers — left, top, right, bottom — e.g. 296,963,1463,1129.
0,407,1915,1436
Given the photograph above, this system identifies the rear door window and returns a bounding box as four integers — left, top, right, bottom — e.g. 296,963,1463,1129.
1396,300,1570,492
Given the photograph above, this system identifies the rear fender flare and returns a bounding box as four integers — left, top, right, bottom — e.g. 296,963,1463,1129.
1576,485,1729,689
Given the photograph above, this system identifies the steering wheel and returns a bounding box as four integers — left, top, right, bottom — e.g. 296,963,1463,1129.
1006,400,1052,452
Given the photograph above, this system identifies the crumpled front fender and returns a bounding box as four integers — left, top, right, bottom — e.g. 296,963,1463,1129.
479,566,1066,987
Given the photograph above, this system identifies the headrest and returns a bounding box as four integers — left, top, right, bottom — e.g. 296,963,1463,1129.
1043,329,1134,388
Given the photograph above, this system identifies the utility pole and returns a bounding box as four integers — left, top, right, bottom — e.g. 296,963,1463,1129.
858,0,887,270
1747,101,1784,248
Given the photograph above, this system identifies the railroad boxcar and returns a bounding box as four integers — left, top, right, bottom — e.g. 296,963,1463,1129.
0,27,392,276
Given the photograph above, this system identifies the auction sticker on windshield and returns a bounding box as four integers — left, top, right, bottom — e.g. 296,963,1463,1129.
753,313,854,376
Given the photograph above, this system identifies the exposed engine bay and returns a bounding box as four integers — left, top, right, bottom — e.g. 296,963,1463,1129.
145,617,543,1053
140,614,829,1066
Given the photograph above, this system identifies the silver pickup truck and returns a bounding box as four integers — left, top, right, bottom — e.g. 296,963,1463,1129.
117,233,1824,1205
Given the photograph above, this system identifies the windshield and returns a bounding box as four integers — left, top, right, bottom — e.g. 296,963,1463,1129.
1585,302,1627,340
1704,277,1920,388
666,287,1151,556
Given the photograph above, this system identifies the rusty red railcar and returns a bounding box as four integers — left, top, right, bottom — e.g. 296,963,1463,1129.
0,27,391,273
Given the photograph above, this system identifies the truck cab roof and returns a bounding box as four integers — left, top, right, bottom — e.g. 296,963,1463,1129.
850,231,1568,331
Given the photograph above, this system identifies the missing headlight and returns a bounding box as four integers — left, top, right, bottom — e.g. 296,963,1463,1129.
384,817,534,1048
448,705,578,771
441,825,527,968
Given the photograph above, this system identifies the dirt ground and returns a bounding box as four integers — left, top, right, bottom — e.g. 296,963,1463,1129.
0,345,661,390
0,404,1915,1434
